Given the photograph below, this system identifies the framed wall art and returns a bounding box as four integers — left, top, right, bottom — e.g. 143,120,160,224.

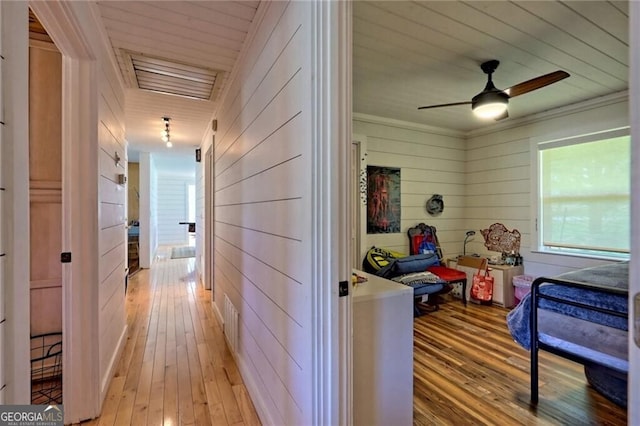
367,166,401,234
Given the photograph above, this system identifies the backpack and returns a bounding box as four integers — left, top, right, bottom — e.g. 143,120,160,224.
407,223,442,258
362,246,406,273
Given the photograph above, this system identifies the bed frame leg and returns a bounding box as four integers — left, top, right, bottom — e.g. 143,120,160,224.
530,280,540,404
531,347,539,404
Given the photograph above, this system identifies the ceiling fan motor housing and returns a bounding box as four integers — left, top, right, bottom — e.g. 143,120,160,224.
471,89,509,109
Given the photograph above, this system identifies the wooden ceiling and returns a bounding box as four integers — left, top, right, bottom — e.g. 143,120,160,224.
96,1,260,154
93,1,629,153
353,1,629,132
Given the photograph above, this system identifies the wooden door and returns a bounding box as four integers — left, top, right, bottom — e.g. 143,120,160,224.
29,40,62,337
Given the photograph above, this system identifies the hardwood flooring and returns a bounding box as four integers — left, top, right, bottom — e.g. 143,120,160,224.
81,250,260,426
413,299,627,425
82,252,625,425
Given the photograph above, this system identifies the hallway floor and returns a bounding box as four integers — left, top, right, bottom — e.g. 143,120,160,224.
82,249,261,425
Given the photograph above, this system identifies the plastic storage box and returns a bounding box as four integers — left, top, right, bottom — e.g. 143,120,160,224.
513,275,535,305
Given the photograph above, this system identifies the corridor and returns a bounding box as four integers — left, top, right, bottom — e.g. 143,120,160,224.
82,249,260,425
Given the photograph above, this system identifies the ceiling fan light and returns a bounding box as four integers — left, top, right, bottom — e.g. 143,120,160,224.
472,90,509,119
166,141,173,148
473,101,508,119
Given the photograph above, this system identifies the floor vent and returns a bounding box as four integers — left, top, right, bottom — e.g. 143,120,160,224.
223,295,239,354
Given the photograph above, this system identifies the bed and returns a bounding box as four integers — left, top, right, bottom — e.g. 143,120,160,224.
506,261,628,407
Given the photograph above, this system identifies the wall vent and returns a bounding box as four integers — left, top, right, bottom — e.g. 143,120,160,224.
223,294,239,354
124,51,222,101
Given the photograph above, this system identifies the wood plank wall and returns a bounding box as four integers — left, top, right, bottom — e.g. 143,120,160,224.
156,174,194,246
354,95,627,275
465,96,628,276
207,1,314,424
353,117,466,259
97,57,127,395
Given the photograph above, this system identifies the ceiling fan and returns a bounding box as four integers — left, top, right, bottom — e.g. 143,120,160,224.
417,60,570,120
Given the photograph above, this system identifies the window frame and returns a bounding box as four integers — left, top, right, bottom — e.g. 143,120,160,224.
531,127,631,261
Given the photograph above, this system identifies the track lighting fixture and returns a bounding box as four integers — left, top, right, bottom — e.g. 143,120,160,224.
162,117,172,148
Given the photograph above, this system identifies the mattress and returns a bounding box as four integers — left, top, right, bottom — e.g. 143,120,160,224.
507,261,628,354
506,261,629,407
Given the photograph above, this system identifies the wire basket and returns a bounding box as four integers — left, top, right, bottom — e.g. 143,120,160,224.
31,332,63,405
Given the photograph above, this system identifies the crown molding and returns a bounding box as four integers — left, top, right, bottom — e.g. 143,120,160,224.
353,112,466,138
465,90,629,139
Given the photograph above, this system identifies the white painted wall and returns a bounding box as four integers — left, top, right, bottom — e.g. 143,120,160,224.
156,174,194,245
152,154,196,246
202,2,320,424
465,93,628,277
139,152,158,268
353,114,467,260
97,65,127,404
0,1,30,403
355,95,628,278
2,1,128,419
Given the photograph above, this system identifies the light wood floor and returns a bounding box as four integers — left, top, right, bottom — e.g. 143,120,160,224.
81,250,260,426
81,253,626,425
413,299,627,425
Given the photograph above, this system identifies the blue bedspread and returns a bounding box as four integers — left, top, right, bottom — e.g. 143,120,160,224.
506,262,628,351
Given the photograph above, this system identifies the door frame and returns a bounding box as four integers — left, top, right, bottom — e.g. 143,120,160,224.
629,1,639,423
29,2,101,422
204,144,213,291
351,134,368,268
2,1,32,404
309,0,352,423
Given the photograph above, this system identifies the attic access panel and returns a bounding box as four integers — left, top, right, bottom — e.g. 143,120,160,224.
125,52,222,101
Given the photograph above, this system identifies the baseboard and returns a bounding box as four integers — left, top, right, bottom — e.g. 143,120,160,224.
99,324,127,408
211,297,274,423
213,298,224,325
234,349,276,426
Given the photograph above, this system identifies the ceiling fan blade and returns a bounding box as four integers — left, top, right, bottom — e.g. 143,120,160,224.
506,70,570,98
417,101,471,110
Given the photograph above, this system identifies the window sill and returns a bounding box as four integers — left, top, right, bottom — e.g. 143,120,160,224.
531,248,629,263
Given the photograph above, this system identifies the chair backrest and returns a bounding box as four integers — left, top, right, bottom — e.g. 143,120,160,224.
407,223,444,261
456,256,487,271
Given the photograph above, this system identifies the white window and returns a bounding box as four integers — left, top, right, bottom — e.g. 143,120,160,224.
537,128,630,259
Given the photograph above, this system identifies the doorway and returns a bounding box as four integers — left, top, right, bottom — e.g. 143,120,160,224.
204,145,214,293
28,9,63,405
351,136,367,269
